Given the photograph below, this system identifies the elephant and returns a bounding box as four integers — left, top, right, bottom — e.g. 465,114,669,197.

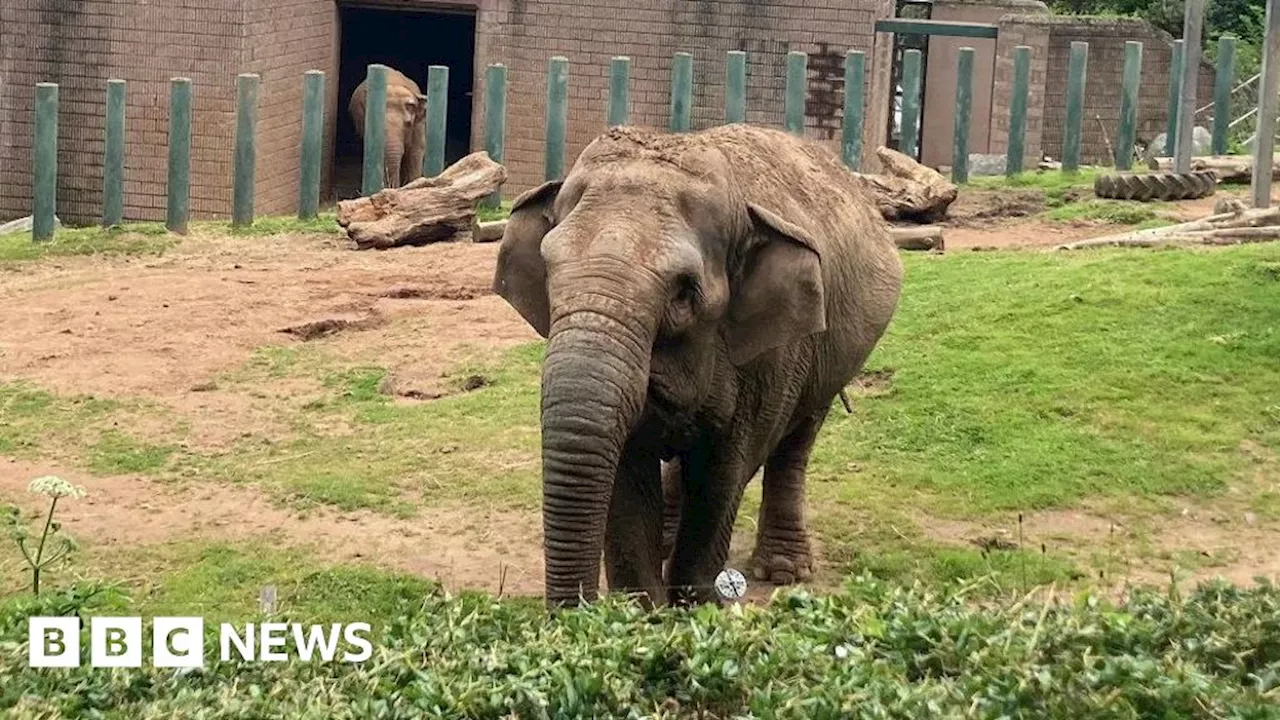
349,66,427,190
492,124,904,608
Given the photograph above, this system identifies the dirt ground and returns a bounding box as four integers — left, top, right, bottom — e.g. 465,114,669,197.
2,194,1278,600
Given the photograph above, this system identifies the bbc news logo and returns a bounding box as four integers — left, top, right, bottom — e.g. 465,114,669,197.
27,617,373,668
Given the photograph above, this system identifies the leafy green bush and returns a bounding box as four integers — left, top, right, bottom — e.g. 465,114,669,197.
3,576,1278,718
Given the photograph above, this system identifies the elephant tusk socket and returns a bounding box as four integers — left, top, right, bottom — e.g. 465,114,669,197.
838,389,854,414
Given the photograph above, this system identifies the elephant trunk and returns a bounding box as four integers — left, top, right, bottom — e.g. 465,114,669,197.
539,275,658,606
384,135,404,189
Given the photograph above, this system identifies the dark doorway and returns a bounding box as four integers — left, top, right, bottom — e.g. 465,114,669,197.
334,3,476,200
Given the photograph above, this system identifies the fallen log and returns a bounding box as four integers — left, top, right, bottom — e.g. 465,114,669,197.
337,152,507,250
889,225,944,251
1146,154,1280,183
1056,206,1280,249
855,147,958,223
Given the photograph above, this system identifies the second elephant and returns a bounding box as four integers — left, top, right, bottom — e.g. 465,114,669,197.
349,67,427,190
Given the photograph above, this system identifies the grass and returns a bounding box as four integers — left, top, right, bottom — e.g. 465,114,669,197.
0,223,174,264
1041,199,1171,227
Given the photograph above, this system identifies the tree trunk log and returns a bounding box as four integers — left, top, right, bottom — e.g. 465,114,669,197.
855,147,959,223
1057,207,1280,249
1146,154,1280,183
337,152,507,250
889,225,944,251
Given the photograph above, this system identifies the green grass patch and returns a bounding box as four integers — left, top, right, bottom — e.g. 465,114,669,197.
476,200,512,223
204,212,342,237
1041,199,1170,226
968,168,1100,195
0,223,173,264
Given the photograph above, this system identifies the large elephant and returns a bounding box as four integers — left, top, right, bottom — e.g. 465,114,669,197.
349,67,427,189
493,124,904,607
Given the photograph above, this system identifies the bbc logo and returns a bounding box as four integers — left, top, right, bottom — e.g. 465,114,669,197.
29,617,205,668
28,616,373,667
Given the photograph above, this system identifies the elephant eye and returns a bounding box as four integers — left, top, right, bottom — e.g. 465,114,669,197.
672,272,701,307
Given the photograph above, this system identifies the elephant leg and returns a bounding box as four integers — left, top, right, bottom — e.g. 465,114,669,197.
405,140,426,183
660,458,682,562
603,445,666,607
665,445,750,605
750,407,827,585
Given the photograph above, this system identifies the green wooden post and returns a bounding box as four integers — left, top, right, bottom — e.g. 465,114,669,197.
900,48,922,159
785,51,807,135
1063,42,1088,174
425,65,448,176
232,73,259,228
483,63,507,209
166,78,192,235
32,82,58,242
1115,41,1142,170
608,56,630,126
298,70,325,220
670,52,693,132
1165,40,1184,157
842,50,866,170
361,64,388,196
103,79,126,228
545,56,569,181
1212,35,1236,156
1007,46,1031,176
725,50,747,124
952,47,974,183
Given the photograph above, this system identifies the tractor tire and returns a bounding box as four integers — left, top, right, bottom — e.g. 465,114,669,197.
1093,170,1217,202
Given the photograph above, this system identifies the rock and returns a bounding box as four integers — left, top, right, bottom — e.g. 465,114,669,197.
1146,126,1213,161
967,153,1007,177
0,214,63,235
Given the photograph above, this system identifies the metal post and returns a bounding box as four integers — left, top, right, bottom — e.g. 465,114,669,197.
545,56,569,181
361,64,388,196
1253,0,1280,207
1165,40,1184,157
900,49,922,159
842,50,866,170
483,63,507,209
1007,46,1030,176
166,78,192,235
1212,36,1236,156
1063,42,1088,173
1115,41,1142,170
32,83,58,242
425,65,449,177
785,51,807,136
608,57,630,127
232,73,259,228
103,79,126,228
952,47,974,183
1175,0,1206,173
670,52,693,132
725,51,747,124
298,70,325,220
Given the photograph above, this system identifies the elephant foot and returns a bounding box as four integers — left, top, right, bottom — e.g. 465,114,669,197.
750,534,813,585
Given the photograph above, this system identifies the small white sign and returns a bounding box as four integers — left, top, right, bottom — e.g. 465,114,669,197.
714,568,747,600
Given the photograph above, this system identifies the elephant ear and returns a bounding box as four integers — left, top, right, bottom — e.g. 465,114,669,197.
722,203,826,366
492,180,562,337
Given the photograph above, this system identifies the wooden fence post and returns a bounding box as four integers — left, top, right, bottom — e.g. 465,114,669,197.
425,65,449,177
298,70,325,220
843,50,866,170
483,63,507,209
900,49,922,159
103,79,126,228
361,64,388,196
1212,35,1236,156
232,73,259,228
670,52,694,132
166,78,192,235
1007,46,1030,176
1165,39,1184,157
33,82,58,242
1174,0,1206,173
952,47,974,183
545,56,569,181
785,51,807,136
1115,41,1142,170
725,51,747,124
1063,42,1088,173
608,57,630,127
1253,0,1280,208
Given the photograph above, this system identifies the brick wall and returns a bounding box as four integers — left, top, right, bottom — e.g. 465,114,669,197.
989,17,1050,170
474,0,895,199
0,0,245,224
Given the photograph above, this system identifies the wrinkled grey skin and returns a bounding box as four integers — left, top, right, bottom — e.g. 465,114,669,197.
349,67,427,189
493,124,903,607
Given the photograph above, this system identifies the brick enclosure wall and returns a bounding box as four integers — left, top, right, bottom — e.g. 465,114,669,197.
0,0,244,224
989,17,1051,170
1039,17,1216,165
474,0,895,198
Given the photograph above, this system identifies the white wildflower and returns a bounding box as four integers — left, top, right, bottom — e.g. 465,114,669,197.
27,475,87,499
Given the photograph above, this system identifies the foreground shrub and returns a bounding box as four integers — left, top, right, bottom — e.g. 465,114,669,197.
2,576,1278,718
